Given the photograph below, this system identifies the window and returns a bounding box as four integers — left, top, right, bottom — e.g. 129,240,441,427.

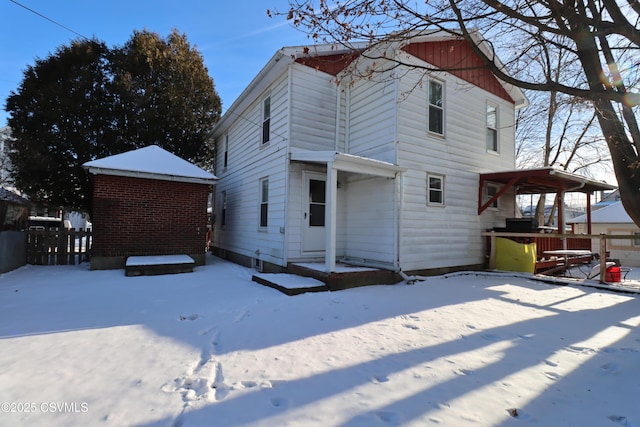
262,96,271,144
221,191,227,226
309,179,326,227
427,174,444,205
486,104,498,152
634,232,640,247
259,178,269,227
486,184,499,209
223,134,228,168
428,80,444,135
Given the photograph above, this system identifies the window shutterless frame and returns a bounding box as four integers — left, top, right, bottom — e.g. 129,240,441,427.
428,79,444,136
486,103,498,152
221,190,227,226
223,134,228,168
427,173,444,205
259,178,269,228
262,96,271,144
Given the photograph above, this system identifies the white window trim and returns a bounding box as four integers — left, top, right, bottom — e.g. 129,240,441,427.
223,134,229,169
485,184,499,210
427,173,445,206
259,177,269,230
261,95,271,145
428,78,445,137
221,190,227,227
486,102,499,153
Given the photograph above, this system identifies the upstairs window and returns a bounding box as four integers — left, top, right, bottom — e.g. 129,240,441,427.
262,96,271,144
427,173,444,205
486,104,498,152
221,191,227,226
428,80,444,135
223,134,229,168
259,178,269,228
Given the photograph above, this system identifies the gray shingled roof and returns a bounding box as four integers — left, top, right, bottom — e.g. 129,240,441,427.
0,187,29,205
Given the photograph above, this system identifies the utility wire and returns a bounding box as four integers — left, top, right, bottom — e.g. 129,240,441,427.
9,0,89,40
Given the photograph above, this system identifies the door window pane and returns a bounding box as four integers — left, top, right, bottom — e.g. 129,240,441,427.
309,179,326,227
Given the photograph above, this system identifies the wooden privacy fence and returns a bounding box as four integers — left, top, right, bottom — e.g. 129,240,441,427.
26,228,92,265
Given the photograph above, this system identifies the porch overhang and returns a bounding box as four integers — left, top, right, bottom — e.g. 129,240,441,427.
290,149,405,273
290,149,406,177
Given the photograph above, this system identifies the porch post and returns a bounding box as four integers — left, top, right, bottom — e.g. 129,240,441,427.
325,162,337,273
586,193,592,235
558,191,567,250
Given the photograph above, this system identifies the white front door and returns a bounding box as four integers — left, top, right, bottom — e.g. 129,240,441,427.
302,172,326,252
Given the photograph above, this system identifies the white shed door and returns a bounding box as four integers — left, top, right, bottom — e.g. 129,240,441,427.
302,173,326,252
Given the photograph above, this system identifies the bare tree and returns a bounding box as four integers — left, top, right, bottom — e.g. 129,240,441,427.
276,0,640,225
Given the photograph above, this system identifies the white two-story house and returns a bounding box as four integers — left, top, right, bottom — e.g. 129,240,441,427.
209,30,527,278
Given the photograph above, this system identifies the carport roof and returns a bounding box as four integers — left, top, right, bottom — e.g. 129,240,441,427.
479,167,616,215
481,167,616,195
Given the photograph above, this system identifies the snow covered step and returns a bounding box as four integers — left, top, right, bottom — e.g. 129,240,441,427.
252,273,328,295
125,255,195,276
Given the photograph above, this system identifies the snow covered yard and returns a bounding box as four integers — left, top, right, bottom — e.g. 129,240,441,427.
1,254,639,427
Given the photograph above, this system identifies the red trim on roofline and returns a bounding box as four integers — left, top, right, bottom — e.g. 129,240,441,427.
295,52,361,76
403,40,514,103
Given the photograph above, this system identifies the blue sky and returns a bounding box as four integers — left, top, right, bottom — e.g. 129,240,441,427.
0,0,311,126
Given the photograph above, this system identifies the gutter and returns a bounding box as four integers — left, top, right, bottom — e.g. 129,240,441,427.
85,167,218,186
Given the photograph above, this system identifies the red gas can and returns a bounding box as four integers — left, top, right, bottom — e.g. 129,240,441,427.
605,266,621,282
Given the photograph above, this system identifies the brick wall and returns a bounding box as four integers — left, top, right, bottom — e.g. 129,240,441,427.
92,174,210,258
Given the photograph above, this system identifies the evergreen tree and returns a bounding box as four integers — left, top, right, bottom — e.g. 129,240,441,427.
6,39,111,212
5,30,221,213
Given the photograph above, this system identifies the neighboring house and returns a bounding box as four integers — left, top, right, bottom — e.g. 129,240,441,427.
210,30,529,276
570,201,640,267
593,189,621,209
520,204,586,227
0,126,14,188
83,145,218,270
0,187,29,273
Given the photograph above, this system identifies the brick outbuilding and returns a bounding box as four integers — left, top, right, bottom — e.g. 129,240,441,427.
83,145,217,270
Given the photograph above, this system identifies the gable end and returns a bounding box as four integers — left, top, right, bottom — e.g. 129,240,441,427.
403,40,514,104
295,52,361,76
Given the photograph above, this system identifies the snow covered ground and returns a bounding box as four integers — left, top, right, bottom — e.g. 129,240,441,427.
1,254,639,427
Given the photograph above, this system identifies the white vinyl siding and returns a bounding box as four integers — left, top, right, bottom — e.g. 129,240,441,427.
396,65,516,271
212,73,289,266
346,75,397,163
343,176,395,265
289,63,337,151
